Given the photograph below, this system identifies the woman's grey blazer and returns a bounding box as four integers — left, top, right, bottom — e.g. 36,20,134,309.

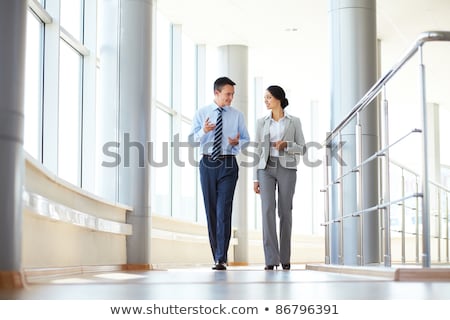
253,113,306,180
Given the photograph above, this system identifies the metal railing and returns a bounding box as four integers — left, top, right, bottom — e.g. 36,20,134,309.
321,31,450,268
388,159,450,264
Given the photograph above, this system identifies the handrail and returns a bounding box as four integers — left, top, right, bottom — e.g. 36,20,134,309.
328,129,421,186
390,158,450,194
322,30,450,267
324,31,450,146
320,193,423,227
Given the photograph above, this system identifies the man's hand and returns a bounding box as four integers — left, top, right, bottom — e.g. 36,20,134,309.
228,132,240,146
203,117,216,133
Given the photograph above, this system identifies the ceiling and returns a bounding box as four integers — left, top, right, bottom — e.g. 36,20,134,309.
155,0,450,50
155,0,450,115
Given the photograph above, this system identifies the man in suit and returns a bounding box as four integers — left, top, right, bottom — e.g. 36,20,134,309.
189,77,250,270
253,85,305,270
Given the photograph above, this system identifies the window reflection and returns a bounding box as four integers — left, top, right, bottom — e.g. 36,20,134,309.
60,0,83,42
181,35,196,117
155,11,171,107
174,121,197,221
151,108,172,216
153,11,204,223
24,10,43,159
58,40,82,186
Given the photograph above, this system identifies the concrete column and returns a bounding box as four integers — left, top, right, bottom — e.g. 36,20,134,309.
118,0,153,265
329,0,379,265
217,45,249,264
0,0,27,280
99,0,153,265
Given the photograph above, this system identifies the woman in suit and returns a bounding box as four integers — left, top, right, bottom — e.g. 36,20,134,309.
253,85,305,270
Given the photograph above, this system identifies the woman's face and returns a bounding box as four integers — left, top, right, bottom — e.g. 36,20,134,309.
264,90,280,110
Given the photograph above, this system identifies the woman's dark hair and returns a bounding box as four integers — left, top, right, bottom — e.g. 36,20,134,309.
267,85,289,109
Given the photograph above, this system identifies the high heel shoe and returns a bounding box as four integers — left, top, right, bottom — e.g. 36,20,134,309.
282,264,291,270
264,265,278,270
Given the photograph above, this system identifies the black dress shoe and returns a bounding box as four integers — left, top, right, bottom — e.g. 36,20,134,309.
282,264,291,270
264,265,278,270
212,262,227,270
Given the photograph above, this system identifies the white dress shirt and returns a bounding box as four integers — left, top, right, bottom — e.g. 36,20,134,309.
269,114,287,157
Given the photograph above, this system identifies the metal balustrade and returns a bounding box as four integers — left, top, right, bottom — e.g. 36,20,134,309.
321,31,450,268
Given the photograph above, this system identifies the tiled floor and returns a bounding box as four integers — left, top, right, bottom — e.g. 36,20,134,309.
2,264,450,300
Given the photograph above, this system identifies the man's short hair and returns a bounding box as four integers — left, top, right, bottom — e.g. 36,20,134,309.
214,77,236,92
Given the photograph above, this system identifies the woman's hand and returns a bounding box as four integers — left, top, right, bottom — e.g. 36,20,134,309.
253,181,260,194
274,140,287,151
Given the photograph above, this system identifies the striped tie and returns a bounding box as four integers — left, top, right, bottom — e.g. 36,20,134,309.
211,107,223,160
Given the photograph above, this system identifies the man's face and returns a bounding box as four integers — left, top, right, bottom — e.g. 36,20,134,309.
215,84,235,107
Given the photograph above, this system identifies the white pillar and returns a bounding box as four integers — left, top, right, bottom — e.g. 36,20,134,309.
118,0,153,265
98,0,153,265
0,0,27,274
218,45,249,264
329,0,379,265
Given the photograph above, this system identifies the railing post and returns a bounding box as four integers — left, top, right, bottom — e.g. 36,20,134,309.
355,112,364,265
437,190,442,262
415,178,420,264
322,142,331,264
381,85,392,267
338,131,345,265
401,170,406,264
378,157,384,263
446,193,449,263
418,44,431,268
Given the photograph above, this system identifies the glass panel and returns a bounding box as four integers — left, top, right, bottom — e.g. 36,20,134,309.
60,0,83,41
173,121,197,221
181,34,197,117
24,10,43,159
155,11,171,107
440,107,450,166
58,40,82,185
204,45,219,102
151,108,172,216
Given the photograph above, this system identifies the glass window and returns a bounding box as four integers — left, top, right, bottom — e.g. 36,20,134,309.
58,40,82,185
153,10,207,224
24,10,43,159
181,34,197,117
173,121,197,221
440,107,450,166
60,0,84,42
155,11,171,107
151,107,172,216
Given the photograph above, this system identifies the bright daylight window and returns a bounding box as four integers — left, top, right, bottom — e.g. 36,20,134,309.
24,10,43,159
57,0,84,186
155,10,171,107
60,0,83,42
152,10,204,222
58,40,82,185
151,10,173,217
151,107,172,216
173,34,198,221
